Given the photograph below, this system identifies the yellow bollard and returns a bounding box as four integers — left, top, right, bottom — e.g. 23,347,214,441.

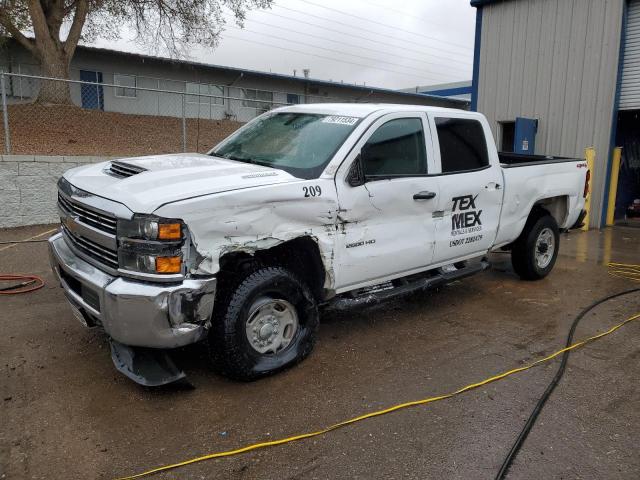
606,147,622,226
581,147,595,231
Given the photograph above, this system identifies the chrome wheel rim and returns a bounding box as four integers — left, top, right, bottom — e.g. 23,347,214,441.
245,297,298,354
535,227,555,269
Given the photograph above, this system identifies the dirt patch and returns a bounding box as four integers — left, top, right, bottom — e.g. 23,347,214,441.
0,104,244,156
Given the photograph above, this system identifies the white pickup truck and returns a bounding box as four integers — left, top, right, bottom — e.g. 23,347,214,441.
49,104,588,385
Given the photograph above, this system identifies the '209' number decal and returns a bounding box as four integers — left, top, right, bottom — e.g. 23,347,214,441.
303,186,322,197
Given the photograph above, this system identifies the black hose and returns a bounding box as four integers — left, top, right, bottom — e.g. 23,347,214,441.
496,287,640,479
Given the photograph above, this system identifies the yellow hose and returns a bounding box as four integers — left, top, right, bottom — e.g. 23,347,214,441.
0,227,58,253
116,307,640,479
608,262,640,282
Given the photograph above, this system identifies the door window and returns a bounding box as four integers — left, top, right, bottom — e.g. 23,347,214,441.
361,118,427,177
435,117,489,173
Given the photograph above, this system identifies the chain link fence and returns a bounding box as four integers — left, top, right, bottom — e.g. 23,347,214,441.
0,72,336,157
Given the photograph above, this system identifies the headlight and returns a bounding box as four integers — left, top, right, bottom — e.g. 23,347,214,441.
117,215,186,276
118,215,183,241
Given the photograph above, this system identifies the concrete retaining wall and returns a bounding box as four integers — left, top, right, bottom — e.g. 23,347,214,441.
0,155,113,228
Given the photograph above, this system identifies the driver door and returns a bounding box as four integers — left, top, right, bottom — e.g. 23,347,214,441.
333,113,440,292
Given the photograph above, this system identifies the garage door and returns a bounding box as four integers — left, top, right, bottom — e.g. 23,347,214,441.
620,0,640,110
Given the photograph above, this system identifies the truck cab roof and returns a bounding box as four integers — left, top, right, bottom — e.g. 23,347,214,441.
273,103,472,118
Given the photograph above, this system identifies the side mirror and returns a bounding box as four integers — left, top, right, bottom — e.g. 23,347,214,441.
347,154,365,187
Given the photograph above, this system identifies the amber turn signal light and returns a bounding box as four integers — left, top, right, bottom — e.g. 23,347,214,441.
156,256,182,274
158,223,182,240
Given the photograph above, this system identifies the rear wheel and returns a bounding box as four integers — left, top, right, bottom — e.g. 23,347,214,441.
511,212,560,280
208,266,318,381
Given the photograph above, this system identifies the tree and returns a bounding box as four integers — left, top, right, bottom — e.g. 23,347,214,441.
0,0,273,104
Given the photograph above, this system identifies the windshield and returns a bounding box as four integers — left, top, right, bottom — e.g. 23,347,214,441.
210,112,361,179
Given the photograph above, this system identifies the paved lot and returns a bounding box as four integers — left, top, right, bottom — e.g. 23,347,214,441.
1,225,639,480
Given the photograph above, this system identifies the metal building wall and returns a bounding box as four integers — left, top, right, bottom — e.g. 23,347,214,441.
620,0,640,110
476,0,625,228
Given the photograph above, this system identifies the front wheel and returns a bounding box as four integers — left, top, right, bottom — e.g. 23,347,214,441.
511,212,560,280
208,266,319,381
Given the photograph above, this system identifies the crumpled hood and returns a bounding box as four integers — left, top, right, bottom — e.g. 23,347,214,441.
63,153,298,213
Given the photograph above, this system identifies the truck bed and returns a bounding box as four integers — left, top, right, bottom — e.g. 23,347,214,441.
499,152,582,168
494,153,588,246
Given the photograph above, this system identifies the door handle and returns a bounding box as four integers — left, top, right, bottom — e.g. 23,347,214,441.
485,182,502,190
413,191,437,200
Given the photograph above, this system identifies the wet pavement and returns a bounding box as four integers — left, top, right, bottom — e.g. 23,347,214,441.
1,224,639,480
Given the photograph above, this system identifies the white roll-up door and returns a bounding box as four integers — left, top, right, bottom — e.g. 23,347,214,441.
620,0,640,110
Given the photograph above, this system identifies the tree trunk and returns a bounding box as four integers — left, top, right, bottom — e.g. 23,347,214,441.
36,49,72,105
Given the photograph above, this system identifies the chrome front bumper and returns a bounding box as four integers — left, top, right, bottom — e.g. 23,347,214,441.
48,232,216,348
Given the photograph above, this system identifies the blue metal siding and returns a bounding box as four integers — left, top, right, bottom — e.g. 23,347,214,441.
471,0,521,6
420,86,472,97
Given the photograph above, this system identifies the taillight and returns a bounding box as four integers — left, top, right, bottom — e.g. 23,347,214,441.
583,170,591,198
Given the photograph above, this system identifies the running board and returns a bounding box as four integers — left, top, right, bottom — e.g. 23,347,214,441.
326,258,490,311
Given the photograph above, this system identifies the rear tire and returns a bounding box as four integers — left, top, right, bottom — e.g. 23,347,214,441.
511,211,559,280
208,266,318,381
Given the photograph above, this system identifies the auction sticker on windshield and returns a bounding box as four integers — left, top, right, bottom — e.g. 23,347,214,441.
322,116,359,126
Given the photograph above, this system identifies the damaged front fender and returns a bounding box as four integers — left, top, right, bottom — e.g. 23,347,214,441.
154,179,340,291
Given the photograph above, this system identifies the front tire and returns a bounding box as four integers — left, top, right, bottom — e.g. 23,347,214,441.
208,266,319,381
511,212,560,280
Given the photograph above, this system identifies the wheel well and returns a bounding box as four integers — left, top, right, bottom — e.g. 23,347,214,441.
218,236,327,300
501,198,565,251
533,196,568,226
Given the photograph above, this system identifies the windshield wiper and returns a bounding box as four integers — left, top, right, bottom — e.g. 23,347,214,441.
213,153,243,161
243,158,272,167
215,153,272,168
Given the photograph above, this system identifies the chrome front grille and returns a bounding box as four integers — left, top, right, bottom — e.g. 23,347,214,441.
56,178,134,275
58,194,117,235
109,161,146,178
62,225,119,270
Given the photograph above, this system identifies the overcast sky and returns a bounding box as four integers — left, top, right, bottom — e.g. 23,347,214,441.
91,0,476,91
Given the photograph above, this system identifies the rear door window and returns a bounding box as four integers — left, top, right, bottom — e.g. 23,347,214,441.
434,117,489,173
361,118,427,178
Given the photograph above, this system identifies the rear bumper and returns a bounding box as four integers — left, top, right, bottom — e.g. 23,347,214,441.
569,209,588,230
48,232,216,348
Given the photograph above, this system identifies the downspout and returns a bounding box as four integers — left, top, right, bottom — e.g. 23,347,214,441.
470,7,483,112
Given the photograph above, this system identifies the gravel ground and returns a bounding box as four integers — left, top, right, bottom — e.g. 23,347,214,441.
0,104,243,156
1,225,639,480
